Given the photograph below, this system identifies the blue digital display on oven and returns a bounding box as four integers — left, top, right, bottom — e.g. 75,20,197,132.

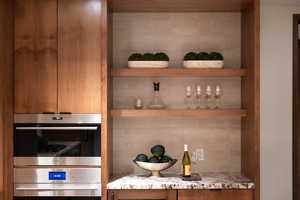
48,172,66,180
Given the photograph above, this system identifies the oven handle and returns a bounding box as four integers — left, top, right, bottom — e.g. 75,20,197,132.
15,184,100,190
15,127,98,130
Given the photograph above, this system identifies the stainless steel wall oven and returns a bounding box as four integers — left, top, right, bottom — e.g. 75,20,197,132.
13,114,101,198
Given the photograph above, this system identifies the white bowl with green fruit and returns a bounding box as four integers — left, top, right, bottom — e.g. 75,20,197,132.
128,53,169,69
183,52,224,69
133,145,177,177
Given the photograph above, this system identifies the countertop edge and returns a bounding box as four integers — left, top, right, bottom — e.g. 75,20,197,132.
107,173,255,190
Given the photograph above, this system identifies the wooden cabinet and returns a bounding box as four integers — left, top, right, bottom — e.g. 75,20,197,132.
109,190,177,200
178,190,253,200
108,190,253,200
14,0,58,113
14,0,102,114
58,0,102,114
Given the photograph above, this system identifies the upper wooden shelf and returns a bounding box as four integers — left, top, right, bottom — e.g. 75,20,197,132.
111,109,247,117
112,68,247,77
112,0,252,12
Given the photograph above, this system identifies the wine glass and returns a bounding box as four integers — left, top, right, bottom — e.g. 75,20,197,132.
195,85,203,109
184,85,193,109
214,84,223,109
205,84,214,109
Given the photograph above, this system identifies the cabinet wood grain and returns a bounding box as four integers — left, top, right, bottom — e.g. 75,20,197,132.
109,190,177,200
58,0,102,114
101,1,111,200
0,0,14,199
14,0,58,114
178,190,253,200
241,1,260,200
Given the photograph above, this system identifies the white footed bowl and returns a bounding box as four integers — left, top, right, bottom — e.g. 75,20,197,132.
128,61,169,69
133,159,177,177
183,60,224,69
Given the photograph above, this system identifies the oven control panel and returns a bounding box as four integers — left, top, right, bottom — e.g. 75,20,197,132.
48,171,66,180
14,168,100,183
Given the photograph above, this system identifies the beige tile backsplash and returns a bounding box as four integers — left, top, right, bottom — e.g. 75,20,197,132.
113,12,241,68
112,12,242,175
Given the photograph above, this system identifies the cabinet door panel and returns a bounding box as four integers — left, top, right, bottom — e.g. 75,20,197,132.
178,190,253,200
109,190,177,200
58,0,102,114
14,0,58,114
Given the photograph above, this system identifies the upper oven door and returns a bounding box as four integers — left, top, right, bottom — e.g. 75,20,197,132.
13,114,101,166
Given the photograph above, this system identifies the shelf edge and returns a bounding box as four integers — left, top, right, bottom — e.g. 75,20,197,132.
111,109,247,117
111,68,248,77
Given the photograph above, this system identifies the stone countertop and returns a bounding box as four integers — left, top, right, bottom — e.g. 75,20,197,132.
107,173,255,190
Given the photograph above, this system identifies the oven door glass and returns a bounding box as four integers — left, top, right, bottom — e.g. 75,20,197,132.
14,124,100,157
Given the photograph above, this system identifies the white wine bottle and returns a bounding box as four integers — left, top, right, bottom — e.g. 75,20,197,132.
182,144,191,177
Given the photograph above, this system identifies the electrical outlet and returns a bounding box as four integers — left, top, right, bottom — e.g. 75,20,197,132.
195,148,204,161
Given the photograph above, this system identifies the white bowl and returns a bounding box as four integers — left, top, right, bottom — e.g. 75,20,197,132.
133,159,177,177
128,61,169,69
183,60,224,69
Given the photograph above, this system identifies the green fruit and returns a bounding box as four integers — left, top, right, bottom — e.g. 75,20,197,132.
149,156,160,163
184,52,198,60
159,155,173,163
135,154,148,162
151,145,165,157
142,53,155,61
197,52,210,60
128,53,143,61
154,52,169,61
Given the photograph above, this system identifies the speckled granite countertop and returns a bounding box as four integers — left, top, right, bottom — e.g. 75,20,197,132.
107,173,254,190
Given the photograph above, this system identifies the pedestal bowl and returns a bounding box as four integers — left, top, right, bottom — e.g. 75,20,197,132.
133,159,177,177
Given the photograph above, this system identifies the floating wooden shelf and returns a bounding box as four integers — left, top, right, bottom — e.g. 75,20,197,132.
111,109,247,117
112,0,251,12
112,68,247,77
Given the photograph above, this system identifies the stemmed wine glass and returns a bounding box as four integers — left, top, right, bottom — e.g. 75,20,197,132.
205,84,214,109
214,84,223,109
195,85,203,109
184,85,193,109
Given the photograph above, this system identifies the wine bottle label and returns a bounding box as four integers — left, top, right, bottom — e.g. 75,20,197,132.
184,165,191,176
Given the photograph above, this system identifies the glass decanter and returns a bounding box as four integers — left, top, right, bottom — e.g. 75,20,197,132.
148,82,166,109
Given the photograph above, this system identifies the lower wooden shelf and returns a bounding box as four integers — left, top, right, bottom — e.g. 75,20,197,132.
111,109,247,117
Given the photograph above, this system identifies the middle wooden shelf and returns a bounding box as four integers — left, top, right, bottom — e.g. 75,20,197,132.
112,68,247,77
111,109,247,117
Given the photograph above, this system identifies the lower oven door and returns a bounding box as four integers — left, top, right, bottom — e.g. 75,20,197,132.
14,168,101,197
14,184,101,197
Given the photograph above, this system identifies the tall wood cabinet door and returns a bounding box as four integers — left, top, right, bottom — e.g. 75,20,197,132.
178,190,253,200
58,0,102,114
14,0,58,114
